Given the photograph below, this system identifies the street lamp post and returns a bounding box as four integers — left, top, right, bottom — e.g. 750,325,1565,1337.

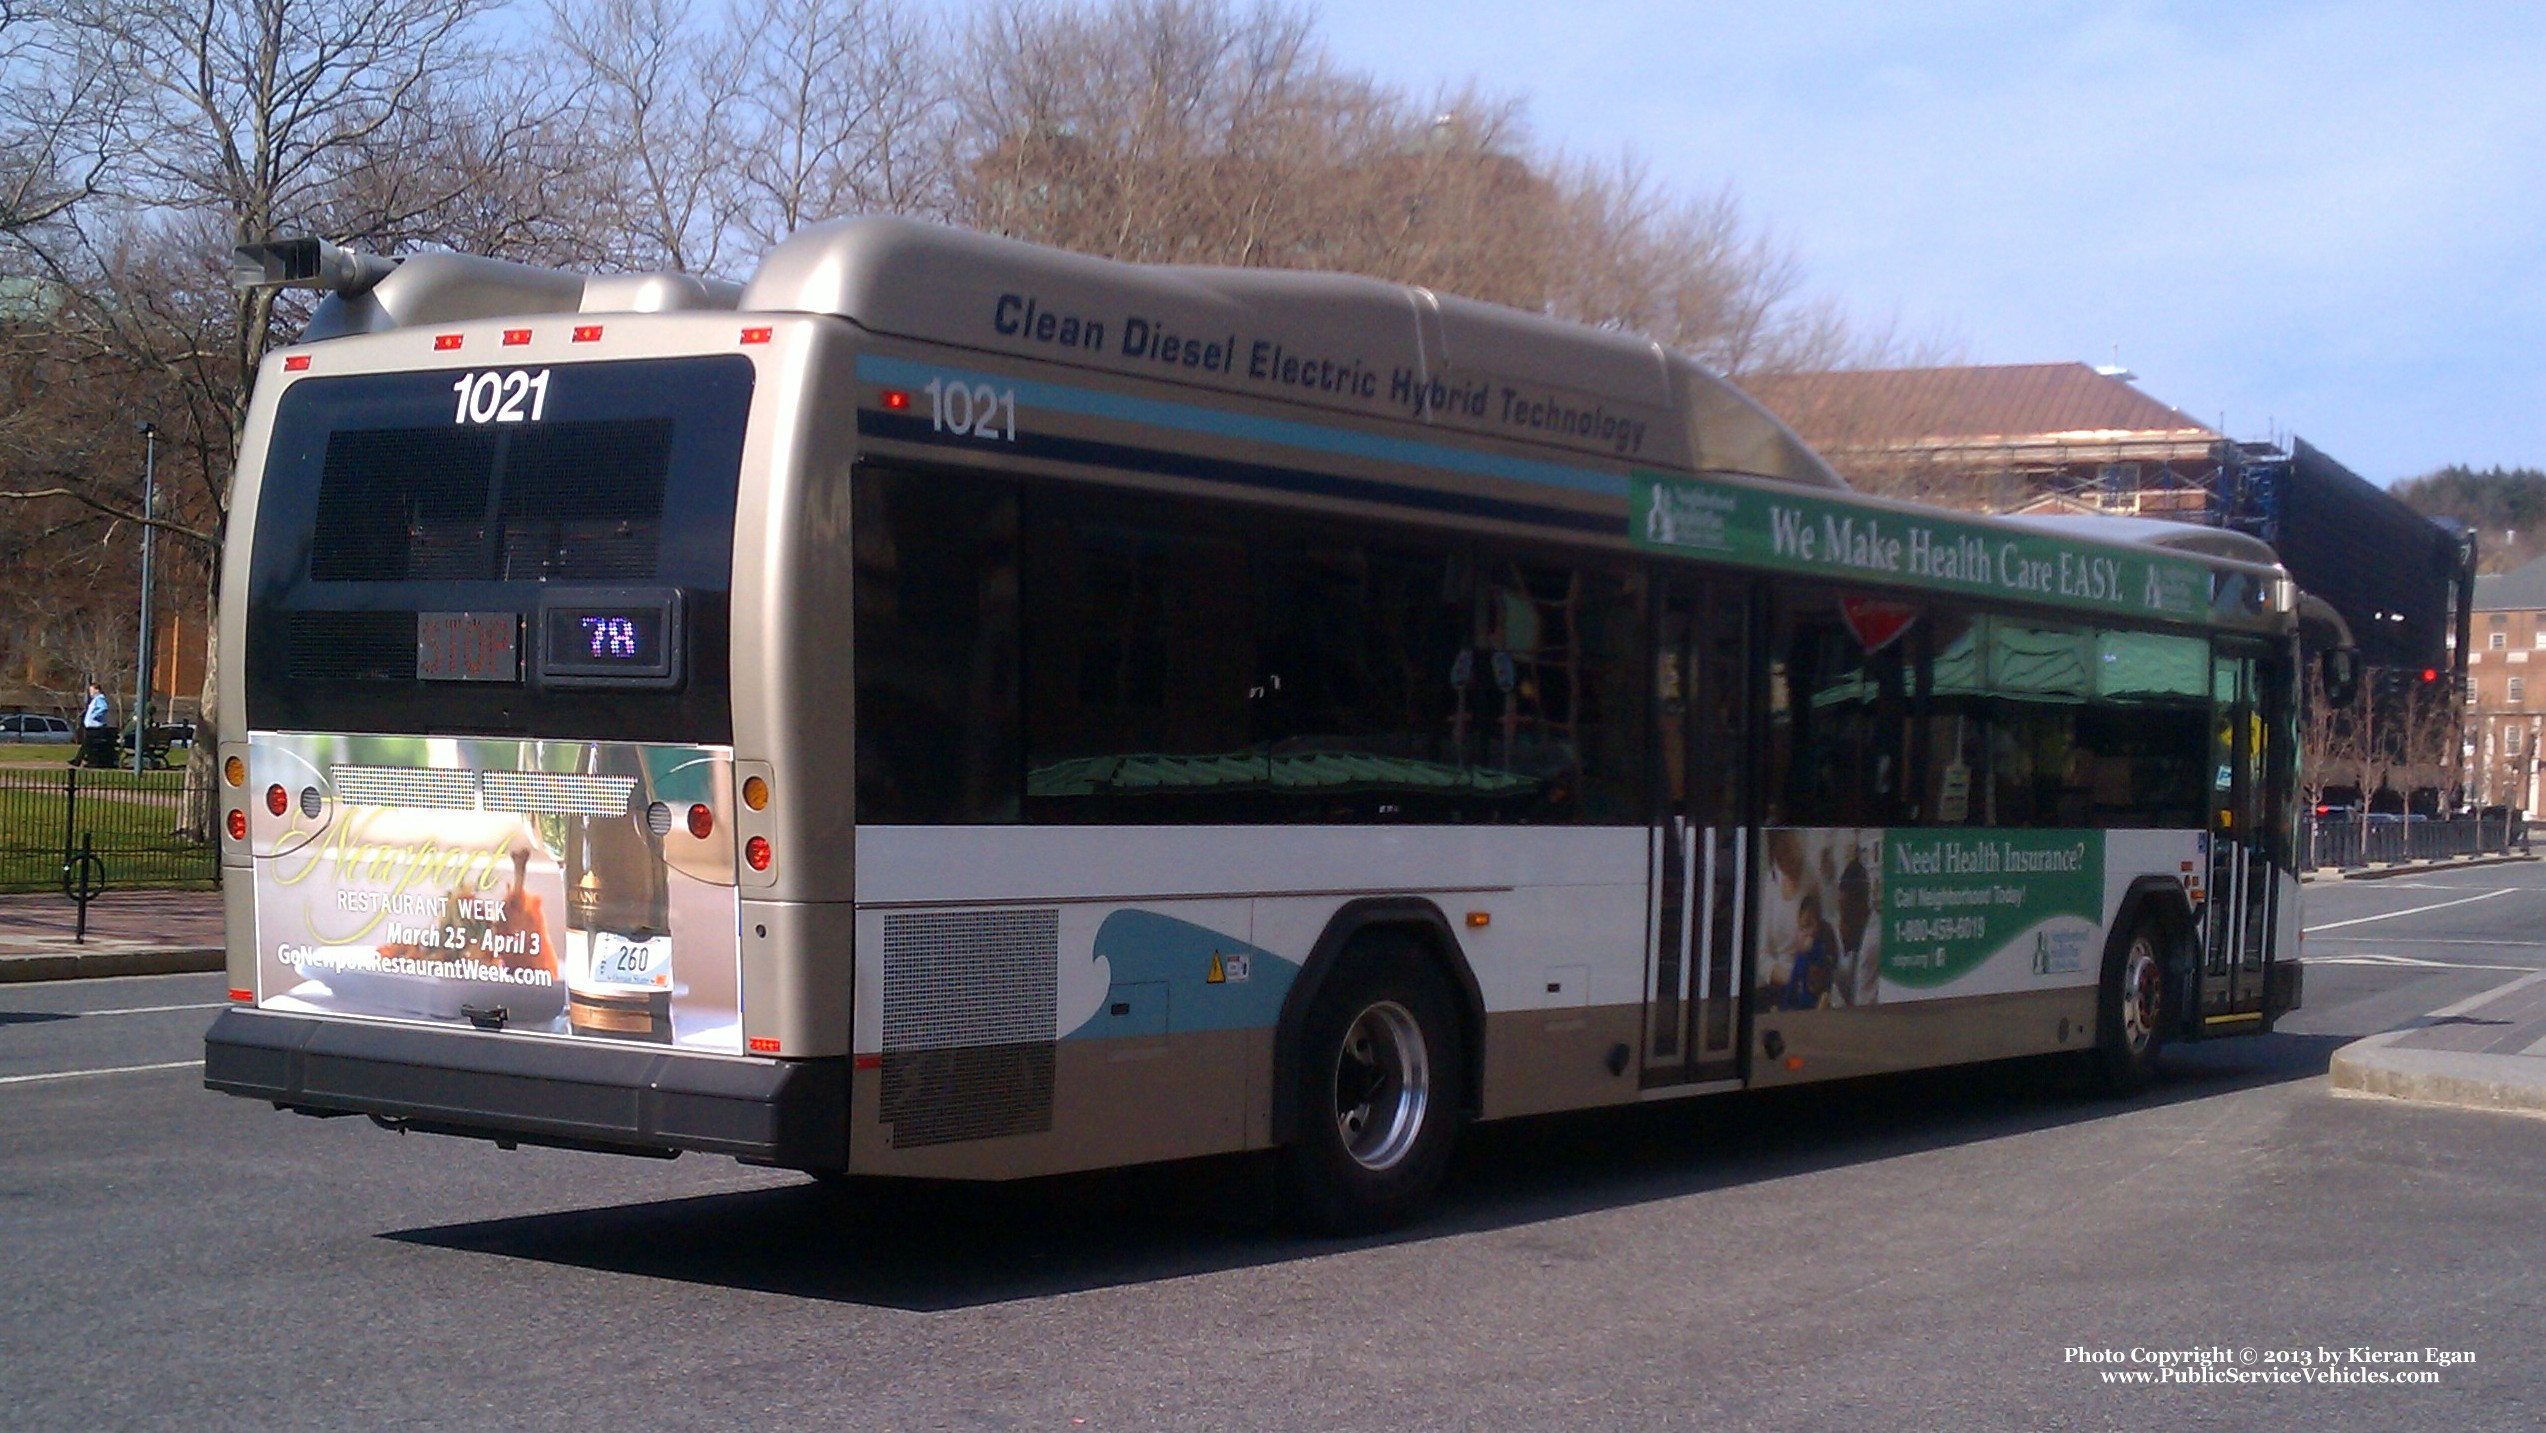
132,421,157,776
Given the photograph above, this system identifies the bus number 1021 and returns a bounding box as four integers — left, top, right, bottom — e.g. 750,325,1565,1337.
452,369,551,424
924,376,1017,442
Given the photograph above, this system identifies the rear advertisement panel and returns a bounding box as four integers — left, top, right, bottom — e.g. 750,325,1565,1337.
246,733,741,1051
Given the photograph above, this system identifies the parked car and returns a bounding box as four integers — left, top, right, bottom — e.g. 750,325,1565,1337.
0,713,74,744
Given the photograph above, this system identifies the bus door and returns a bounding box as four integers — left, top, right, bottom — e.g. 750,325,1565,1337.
2202,641,2276,1021
1642,576,1751,1088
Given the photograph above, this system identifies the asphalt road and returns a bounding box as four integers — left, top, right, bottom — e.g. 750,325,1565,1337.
8,866,2546,1432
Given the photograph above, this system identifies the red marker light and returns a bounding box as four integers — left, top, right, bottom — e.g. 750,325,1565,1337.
2423,668,2440,683
572,325,603,343
687,803,713,839
882,389,909,410
749,1037,782,1053
740,326,773,345
745,836,772,872
283,354,311,371
433,334,463,351
264,784,288,816
226,809,248,841
502,328,531,346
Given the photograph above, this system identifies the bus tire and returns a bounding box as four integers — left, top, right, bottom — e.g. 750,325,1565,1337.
1279,934,1463,1234
2090,913,2169,1096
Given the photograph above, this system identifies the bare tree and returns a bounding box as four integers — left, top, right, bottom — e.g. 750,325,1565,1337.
545,0,750,275
731,0,951,245
0,0,130,234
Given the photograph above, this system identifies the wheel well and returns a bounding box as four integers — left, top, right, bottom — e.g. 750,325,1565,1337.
1271,898,1485,1144
2114,876,2198,1027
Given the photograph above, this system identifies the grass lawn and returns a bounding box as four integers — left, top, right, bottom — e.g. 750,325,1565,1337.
0,754,217,892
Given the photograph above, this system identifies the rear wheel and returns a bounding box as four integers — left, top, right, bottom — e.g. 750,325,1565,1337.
1280,935,1463,1234
2090,914,2170,1095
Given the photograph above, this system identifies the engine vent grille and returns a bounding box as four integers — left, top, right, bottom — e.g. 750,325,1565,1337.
880,908,1057,1050
878,908,1059,1146
331,765,480,810
481,769,638,816
880,1045,1056,1148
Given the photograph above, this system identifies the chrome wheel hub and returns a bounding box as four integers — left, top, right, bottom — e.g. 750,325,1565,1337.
2121,936,2161,1054
1333,1000,1430,1171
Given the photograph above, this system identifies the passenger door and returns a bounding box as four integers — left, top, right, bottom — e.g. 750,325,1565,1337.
1642,576,1750,1088
2201,641,2277,1021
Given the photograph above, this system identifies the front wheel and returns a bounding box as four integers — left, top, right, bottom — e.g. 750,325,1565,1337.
1279,936,1463,1234
2090,916,2170,1095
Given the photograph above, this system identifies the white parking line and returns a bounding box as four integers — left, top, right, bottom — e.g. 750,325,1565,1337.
0,1059,199,1087
2305,954,2535,973
2304,888,2518,932
57,1001,228,1018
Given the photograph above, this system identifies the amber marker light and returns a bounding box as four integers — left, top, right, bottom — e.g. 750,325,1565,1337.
226,809,248,841
223,755,244,787
1465,911,1490,928
742,775,769,811
687,803,713,839
745,836,773,872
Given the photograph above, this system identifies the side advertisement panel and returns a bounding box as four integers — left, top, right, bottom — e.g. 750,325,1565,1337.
249,733,741,1052
1756,827,2110,1010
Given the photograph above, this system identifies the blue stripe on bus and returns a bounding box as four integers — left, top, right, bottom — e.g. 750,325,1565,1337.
853,352,1633,500
855,411,1621,534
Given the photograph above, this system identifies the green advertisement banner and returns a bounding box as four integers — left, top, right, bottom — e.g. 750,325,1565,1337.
1633,469,2210,623
1884,830,2106,990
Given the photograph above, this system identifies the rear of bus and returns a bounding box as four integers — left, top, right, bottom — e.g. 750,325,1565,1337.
202,296,858,1170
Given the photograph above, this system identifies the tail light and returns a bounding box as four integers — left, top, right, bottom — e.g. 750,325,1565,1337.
264,784,288,816
745,836,772,872
226,809,248,841
687,803,713,839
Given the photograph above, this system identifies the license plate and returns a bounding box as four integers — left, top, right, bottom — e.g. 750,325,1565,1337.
417,611,520,682
589,931,672,987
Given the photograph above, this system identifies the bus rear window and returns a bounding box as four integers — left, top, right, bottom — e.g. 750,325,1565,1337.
245,355,751,742
309,419,673,582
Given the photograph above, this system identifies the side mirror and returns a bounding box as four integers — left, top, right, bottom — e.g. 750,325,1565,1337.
2321,648,2362,706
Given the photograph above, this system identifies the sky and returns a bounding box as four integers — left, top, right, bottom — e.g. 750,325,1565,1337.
1307,0,2546,484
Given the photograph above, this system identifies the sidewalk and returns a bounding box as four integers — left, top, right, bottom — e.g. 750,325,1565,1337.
0,888,225,983
2330,970,2546,1120
2302,851,2538,883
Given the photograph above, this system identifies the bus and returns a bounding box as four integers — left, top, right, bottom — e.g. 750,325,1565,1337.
204,218,2328,1230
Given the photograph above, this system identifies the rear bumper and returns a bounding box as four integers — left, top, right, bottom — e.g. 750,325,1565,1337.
203,1008,846,1169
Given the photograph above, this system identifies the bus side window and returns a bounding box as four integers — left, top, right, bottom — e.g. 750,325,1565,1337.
851,465,1022,824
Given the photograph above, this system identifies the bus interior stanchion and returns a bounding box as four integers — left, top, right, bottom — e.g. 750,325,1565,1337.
61,833,106,945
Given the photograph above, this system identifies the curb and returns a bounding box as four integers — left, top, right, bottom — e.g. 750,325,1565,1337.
0,947,225,984
2342,852,2539,883
2329,969,2546,1118
2303,852,2538,884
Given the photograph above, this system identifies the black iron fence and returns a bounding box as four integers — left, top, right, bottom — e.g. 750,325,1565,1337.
2303,813,2529,873
0,766,219,894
